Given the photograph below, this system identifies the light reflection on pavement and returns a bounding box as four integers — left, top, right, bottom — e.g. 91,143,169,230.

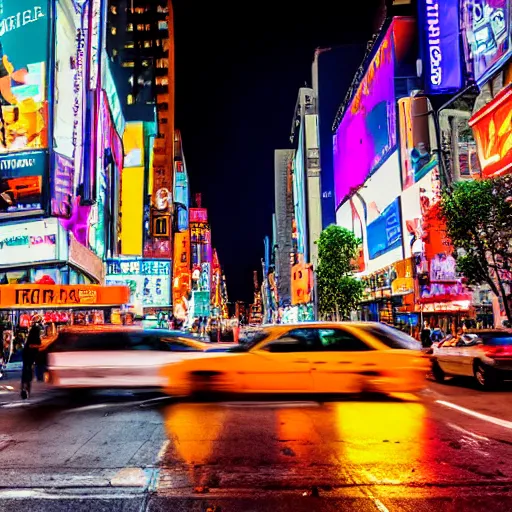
0,384,511,510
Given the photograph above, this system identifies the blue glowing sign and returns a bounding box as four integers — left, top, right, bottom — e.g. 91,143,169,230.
419,0,463,94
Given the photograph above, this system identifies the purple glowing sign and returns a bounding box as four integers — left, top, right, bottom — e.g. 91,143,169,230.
51,153,74,218
333,25,396,208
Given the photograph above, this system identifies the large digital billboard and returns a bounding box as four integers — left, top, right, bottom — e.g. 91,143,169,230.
469,82,512,177
0,0,51,219
106,259,171,312
293,123,307,258
333,23,396,207
462,0,511,86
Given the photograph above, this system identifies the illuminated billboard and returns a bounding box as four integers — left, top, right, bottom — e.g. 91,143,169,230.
292,124,307,258
462,0,511,86
106,259,171,312
398,96,438,189
0,0,51,219
0,151,47,218
0,1,50,154
333,23,396,207
418,0,463,94
469,83,512,178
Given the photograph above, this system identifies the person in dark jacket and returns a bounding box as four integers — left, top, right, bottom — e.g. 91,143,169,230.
21,320,43,399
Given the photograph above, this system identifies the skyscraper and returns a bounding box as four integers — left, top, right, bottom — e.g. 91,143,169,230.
107,0,175,258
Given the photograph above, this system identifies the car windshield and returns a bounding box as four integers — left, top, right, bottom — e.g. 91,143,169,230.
227,330,272,352
359,324,421,350
480,334,512,346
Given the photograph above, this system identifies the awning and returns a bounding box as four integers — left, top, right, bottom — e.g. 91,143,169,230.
0,285,130,309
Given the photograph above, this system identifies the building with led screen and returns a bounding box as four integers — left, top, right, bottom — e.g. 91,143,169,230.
333,3,512,332
0,0,125,289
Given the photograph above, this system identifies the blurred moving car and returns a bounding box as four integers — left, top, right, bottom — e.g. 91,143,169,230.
431,329,512,389
45,326,233,389
160,322,429,396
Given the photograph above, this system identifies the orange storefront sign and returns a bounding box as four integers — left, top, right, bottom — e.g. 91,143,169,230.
469,83,512,178
0,285,130,309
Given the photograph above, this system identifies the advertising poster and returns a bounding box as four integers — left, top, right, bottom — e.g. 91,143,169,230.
366,198,403,260
0,1,51,218
398,97,437,189
333,23,396,207
54,0,78,161
293,124,307,258
0,218,59,266
173,230,191,317
462,0,511,86
469,83,512,178
51,153,74,218
0,151,47,217
106,259,171,311
0,0,50,154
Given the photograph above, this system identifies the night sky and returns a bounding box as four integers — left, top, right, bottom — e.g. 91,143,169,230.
172,1,384,303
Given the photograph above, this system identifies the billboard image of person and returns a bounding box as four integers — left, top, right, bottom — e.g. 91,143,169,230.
0,1,51,218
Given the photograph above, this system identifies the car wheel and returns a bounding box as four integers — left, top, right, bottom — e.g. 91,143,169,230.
431,360,445,383
474,361,499,390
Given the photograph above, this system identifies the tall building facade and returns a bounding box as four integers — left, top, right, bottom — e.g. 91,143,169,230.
107,0,175,260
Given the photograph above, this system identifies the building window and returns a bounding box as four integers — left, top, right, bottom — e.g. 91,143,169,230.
127,94,134,105
111,26,117,35
157,5,168,13
137,24,145,31
143,40,152,48
155,39,161,47
112,48,118,56
162,39,169,52
135,7,145,14
127,23,133,31
124,41,134,49
145,24,151,31
110,6,117,14
122,61,135,68
158,21,168,30
141,60,150,67
156,76,168,86
156,58,168,68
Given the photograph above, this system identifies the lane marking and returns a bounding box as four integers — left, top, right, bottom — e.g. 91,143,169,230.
0,489,144,500
373,498,390,512
436,400,512,430
447,422,491,442
157,440,170,462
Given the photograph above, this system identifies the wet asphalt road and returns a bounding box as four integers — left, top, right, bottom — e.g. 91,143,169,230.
0,378,511,511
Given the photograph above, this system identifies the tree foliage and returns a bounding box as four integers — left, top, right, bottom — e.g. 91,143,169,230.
439,175,512,322
316,225,364,320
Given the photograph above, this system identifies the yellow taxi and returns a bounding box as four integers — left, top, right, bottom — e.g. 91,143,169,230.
160,322,429,396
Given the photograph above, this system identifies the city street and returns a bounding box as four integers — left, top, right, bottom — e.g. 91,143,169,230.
0,379,511,511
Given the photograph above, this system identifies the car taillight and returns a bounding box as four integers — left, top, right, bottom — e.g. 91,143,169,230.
482,346,512,357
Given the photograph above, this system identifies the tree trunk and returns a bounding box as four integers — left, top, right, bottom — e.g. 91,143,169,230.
335,304,340,322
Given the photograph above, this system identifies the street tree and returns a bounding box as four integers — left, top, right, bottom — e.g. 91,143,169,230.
439,175,512,323
316,225,364,320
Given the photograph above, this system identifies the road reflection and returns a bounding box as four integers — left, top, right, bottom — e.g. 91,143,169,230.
159,395,442,490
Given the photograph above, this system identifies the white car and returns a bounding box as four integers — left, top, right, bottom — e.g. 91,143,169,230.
431,329,512,389
45,325,233,389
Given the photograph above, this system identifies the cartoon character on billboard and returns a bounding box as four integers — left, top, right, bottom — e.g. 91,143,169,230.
0,41,45,152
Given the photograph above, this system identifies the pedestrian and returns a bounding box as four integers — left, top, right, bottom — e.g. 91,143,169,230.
20,318,43,399
420,320,432,349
